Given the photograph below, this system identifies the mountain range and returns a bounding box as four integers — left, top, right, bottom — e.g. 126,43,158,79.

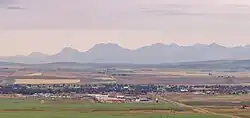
1,43,250,64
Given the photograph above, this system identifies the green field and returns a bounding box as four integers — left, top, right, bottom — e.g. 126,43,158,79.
0,98,226,118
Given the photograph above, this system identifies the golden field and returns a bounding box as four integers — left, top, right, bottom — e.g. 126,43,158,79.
14,79,80,84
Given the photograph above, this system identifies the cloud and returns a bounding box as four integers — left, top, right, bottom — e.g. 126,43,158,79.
6,6,26,10
0,0,7,4
140,2,250,17
0,0,16,5
140,7,210,16
0,0,26,10
1,0,250,30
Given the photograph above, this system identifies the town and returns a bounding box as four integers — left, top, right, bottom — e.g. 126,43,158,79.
1,83,250,103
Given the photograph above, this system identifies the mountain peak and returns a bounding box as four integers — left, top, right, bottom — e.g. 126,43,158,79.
209,43,220,46
54,47,80,57
169,43,179,47
28,52,48,57
139,43,166,50
209,43,225,48
191,43,208,48
61,47,79,53
144,43,165,48
88,43,127,52
3,43,250,64
152,43,165,46
93,43,122,48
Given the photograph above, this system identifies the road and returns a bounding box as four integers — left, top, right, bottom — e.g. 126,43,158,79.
155,95,242,118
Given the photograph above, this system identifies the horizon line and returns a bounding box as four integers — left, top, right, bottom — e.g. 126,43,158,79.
2,42,250,57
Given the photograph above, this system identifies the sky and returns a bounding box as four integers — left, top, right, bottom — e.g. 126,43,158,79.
0,0,250,56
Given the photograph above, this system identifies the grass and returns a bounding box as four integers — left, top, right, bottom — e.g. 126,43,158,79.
173,94,250,118
0,112,224,118
0,98,226,118
0,98,176,110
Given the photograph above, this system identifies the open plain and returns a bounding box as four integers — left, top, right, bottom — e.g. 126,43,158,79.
1,62,250,118
0,98,227,118
161,93,250,118
2,68,250,85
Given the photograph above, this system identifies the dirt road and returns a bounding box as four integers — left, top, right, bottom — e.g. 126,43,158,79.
155,95,242,118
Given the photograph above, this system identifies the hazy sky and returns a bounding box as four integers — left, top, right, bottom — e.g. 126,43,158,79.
0,0,250,56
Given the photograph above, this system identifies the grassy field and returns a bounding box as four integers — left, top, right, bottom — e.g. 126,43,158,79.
0,98,225,118
164,94,250,118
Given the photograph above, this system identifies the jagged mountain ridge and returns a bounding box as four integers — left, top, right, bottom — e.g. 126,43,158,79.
1,43,250,64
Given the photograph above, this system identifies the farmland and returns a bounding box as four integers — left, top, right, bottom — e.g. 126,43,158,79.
1,63,250,118
14,79,80,84
162,93,250,118
0,98,225,118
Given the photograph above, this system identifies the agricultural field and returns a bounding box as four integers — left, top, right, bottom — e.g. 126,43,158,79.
14,79,81,84
164,93,250,118
0,98,225,118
